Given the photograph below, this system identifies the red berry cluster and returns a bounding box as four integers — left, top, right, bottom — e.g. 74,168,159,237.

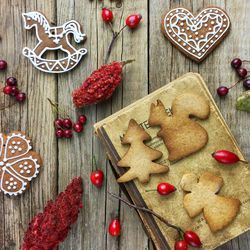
54,115,87,139
22,177,83,250
3,77,26,102
217,58,250,97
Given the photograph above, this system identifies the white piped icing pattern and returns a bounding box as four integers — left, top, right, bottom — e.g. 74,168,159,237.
163,7,230,61
0,132,41,196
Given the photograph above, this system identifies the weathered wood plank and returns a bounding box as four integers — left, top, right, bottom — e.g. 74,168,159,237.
0,0,57,250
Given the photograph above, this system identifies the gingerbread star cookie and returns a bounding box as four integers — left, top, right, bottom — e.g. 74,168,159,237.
161,7,231,62
180,172,241,232
0,131,42,196
148,93,210,161
117,119,169,183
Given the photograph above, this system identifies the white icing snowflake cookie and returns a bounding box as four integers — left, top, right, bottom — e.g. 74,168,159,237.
0,131,42,196
162,7,231,63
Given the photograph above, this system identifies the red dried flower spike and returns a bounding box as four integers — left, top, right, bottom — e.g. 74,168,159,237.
22,177,83,250
72,60,134,107
212,150,248,164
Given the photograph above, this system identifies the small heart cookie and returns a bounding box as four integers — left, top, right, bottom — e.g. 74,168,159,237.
162,7,231,63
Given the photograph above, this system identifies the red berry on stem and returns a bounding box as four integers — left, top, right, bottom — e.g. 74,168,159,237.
73,122,83,133
212,150,247,164
0,60,7,70
55,129,64,138
78,115,87,125
217,86,229,96
184,231,202,248
231,58,242,69
157,182,176,196
10,86,19,96
63,118,72,129
90,170,104,188
108,219,121,237
64,129,73,138
126,14,142,29
237,67,248,78
15,92,26,102
174,240,188,250
3,86,12,95
54,118,64,128
243,79,250,90
6,77,17,86
102,8,113,23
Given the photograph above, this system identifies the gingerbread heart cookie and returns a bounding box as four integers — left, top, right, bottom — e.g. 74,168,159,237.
162,7,230,62
0,131,42,196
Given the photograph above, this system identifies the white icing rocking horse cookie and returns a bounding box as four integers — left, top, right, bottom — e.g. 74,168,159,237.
22,11,87,73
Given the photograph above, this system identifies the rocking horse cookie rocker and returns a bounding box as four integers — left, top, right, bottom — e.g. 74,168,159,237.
22,11,87,73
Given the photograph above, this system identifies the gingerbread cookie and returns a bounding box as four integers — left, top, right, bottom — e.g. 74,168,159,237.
22,11,87,73
0,131,42,196
148,93,210,161
161,7,230,63
180,172,240,232
117,119,169,183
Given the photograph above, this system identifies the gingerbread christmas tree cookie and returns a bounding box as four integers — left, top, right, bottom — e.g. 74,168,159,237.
148,93,210,161
117,119,169,183
180,172,241,232
0,131,42,196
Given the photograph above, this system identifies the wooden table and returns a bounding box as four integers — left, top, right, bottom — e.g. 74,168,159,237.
0,0,249,249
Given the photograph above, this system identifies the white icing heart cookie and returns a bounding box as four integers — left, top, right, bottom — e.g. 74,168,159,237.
162,7,230,63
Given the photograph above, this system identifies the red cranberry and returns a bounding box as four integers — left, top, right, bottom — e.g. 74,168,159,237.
64,129,73,138
63,118,72,129
55,129,64,138
10,86,19,96
6,77,17,86
231,58,242,69
184,231,202,248
73,122,83,133
3,86,12,95
217,86,229,96
243,79,250,90
15,92,26,102
102,8,113,23
174,240,188,250
54,118,64,128
237,68,248,78
157,182,176,195
78,115,87,125
108,219,121,236
0,60,7,70
126,14,142,29
90,170,104,188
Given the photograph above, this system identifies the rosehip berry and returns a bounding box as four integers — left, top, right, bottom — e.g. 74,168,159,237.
63,118,72,129
108,219,121,237
73,122,83,133
231,58,242,69
174,240,188,250
184,231,202,248
64,129,73,138
0,60,7,70
212,150,245,164
237,67,248,78
157,182,176,196
15,92,26,102
55,129,64,138
126,14,142,29
217,86,229,96
54,118,64,128
243,79,250,90
10,86,19,96
3,86,12,95
102,8,113,23
78,115,87,125
6,77,17,86
90,170,104,188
